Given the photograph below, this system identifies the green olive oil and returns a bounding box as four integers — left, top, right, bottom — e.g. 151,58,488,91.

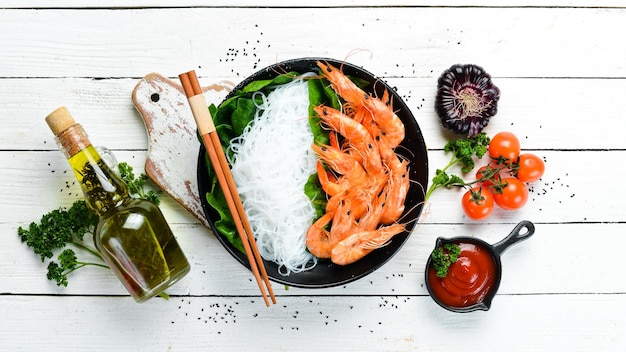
46,106,190,302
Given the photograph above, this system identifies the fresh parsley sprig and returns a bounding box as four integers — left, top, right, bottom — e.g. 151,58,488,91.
18,200,105,287
424,132,491,201
118,162,162,205
431,243,461,278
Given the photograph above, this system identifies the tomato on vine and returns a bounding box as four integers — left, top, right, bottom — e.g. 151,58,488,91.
492,177,528,210
462,186,495,220
475,165,501,188
516,153,545,182
427,130,544,220
488,131,520,164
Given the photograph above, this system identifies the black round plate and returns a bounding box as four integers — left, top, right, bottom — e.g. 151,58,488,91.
197,57,429,288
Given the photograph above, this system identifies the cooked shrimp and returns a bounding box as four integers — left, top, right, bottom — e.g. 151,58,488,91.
314,105,371,146
330,223,406,265
330,198,357,241
329,130,341,149
317,61,404,148
329,127,365,166
317,61,369,108
363,91,405,148
325,188,370,221
306,212,336,259
314,105,382,174
316,161,343,196
328,165,389,221
311,143,355,175
366,123,395,163
380,156,410,225
354,192,386,232
311,143,368,189
306,61,412,265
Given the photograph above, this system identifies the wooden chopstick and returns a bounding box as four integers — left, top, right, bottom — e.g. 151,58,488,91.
179,70,276,307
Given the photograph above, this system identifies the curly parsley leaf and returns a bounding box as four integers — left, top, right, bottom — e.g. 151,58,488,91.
18,201,98,262
443,132,490,173
431,243,461,278
19,200,106,286
118,162,162,205
424,133,491,201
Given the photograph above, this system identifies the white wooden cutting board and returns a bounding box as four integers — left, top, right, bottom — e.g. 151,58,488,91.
131,73,234,226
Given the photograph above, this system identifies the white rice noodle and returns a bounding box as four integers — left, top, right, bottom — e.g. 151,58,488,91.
227,74,318,276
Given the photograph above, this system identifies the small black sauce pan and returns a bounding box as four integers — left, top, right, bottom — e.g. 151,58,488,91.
425,220,535,313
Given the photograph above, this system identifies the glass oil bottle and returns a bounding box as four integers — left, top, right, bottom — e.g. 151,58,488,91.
45,106,191,302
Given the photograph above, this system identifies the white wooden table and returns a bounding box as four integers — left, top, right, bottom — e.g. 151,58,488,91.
2,2,624,351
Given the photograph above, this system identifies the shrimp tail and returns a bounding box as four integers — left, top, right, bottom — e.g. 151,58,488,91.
316,161,343,196
330,223,405,265
306,212,336,259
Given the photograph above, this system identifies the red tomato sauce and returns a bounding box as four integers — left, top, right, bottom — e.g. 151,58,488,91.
427,242,497,308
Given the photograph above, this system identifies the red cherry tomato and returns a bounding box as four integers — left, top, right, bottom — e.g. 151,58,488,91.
462,186,495,220
488,132,521,164
516,153,545,182
475,165,501,189
493,177,528,210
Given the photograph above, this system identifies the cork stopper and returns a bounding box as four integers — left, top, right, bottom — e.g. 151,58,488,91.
45,106,91,157
45,106,77,135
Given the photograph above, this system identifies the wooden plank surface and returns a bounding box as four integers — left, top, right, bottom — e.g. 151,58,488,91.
1,7,626,79
1,0,625,8
1,3,624,352
1,295,623,352
4,221,626,296
3,77,626,151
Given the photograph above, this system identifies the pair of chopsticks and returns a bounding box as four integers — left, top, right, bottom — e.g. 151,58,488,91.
179,70,276,307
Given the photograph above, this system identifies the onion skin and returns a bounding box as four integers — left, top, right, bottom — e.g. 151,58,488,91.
435,64,500,137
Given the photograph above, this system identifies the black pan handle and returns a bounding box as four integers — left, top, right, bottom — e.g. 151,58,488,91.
492,220,535,256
